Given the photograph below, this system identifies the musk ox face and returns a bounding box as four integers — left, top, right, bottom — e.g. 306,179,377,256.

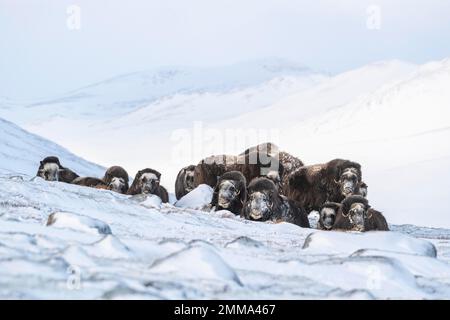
338,167,360,197
343,202,371,232
108,177,127,194
245,191,273,221
320,207,337,230
139,172,160,194
184,169,195,193
217,180,240,209
38,162,60,181
359,182,368,198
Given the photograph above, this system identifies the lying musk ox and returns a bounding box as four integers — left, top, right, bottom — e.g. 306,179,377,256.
175,165,196,200
194,150,283,190
318,202,341,230
72,177,106,188
36,156,79,183
242,177,310,228
127,168,169,203
240,142,304,188
285,159,362,213
210,171,247,215
103,166,129,194
333,195,389,232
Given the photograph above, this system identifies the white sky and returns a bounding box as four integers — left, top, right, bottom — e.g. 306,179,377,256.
1,0,450,99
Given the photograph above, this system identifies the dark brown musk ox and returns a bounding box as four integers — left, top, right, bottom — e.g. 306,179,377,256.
317,202,341,230
333,195,389,232
285,158,362,213
103,166,129,194
127,168,169,203
240,142,304,189
358,181,368,198
175,165,196,200
72,176,107,188
210,171,247,215
242,177,310,228
36,156,79,183
194,150,283,190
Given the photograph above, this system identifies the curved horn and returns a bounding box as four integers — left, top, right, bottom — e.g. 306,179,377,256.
366,209,373,219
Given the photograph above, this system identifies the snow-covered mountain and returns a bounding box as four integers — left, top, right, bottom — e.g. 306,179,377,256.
0,117,104,177
0,58,321,124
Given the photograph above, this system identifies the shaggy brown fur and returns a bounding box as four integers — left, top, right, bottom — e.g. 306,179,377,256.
36,156,79,183
103,166,129,194
333,195,389,232
127,168,169,203
242,177,310,228
240,142,304,189
285,158,362,213
194,150,283,189
211,171,247,215
72,177,107,188
175,165,196,200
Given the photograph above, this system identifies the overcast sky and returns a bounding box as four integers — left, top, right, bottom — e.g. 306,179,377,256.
1,0,450,99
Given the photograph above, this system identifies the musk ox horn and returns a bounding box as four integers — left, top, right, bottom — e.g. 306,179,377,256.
366,209,373,219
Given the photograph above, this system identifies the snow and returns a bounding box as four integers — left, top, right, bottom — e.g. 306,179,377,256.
1,57,450,298
0,117,104,177
174,184,213,210
1,174,450,299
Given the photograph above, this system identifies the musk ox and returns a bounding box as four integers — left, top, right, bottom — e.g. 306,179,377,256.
103,166,129,194
358,181,368,198
242,177,310,228
194,150,283,189
127,168,169,203
210,171,247,215
240,142,304,189
333,195,389,232
318,202,341,230
72,177,107,188
285,158,362,213
36,156,79,183
175,165,196,200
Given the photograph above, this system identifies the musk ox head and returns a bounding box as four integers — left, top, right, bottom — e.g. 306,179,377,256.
341,195,371,232
37,156,63,181
336,166,361,197
211,171,246,214
244,177,279,221
182,165,196,193
319,202,341,230
131,168,162,195
103,166,129,194
358,181,368,198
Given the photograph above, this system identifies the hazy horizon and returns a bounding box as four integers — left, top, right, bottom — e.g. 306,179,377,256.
1,0,450,99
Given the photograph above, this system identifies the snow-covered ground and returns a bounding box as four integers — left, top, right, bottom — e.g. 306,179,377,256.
1,176,450,299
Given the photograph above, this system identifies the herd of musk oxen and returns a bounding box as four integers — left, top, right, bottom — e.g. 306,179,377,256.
36,143,388,232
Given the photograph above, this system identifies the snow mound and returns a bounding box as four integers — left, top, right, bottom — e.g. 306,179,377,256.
174,184,213,209
303,231,437,257
150,245,242,285
131,194,163,209
47,212,112,235
84,235,133,259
